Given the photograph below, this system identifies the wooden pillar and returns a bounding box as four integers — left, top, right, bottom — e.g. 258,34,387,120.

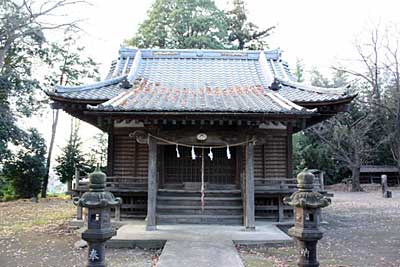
106,124,114,176
245,142,255,230
146,136,157,231
286,124,293,179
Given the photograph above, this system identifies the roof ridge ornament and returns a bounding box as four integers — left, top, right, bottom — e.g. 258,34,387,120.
258,51,274,86
119,77,132,89
127,50,142,82
269,77,281,91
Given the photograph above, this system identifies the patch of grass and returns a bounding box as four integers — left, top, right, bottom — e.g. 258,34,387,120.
244,257,276,267
239,245,297,267
0,198,75,237
45,193,69,199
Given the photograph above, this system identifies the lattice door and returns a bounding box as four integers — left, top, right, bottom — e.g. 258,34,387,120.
163,146,236,185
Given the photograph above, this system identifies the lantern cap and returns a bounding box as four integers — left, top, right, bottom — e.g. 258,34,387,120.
73,163,122,208
283,170,331,209
89,164,106,192
297,169,315,191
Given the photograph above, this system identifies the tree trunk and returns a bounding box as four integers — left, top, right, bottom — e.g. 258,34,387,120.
0,37,14,70
351,165,363,192
397,146,400,185
67,179,72,192
41,109,59,198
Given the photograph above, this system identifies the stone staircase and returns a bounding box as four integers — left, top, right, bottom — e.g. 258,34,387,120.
156,188,243,225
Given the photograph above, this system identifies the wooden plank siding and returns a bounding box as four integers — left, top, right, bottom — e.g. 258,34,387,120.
253,134,294,221
112,134,149,178
111,130,149,219
254,135,288,184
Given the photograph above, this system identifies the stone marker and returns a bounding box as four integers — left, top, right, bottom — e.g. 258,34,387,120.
381,174,392,198
74,165,121,267
284,170,331,267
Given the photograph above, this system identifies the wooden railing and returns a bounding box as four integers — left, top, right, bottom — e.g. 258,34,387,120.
72,176,148,192
73,175,324,193
255,176,324,192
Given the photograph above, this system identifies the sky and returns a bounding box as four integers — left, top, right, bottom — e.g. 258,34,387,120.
29,0,400,168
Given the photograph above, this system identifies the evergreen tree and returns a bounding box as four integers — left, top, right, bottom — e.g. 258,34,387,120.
294,59,304,82
127,0,274,50
54,119,87,191
87,133,108,171
128,0,229,49
225,0,274,50
293,132,348,184
2,128,46,199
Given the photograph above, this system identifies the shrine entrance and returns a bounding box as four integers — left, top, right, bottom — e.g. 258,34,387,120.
160,145,239,188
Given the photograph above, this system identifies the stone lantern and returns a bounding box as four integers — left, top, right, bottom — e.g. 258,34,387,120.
284,170,331,267
74,166,121,267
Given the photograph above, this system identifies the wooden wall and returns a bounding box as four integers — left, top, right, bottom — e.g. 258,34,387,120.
106,127,293,220
109,129,290,183
109,128,149,219
254,135,288,182
112,130,149,178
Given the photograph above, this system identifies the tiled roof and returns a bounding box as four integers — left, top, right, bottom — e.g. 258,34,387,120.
48,47,353,113
94,81,307,113
360,165,399,173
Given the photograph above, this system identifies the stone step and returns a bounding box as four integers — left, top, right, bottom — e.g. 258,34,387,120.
157,240,245,267
157,205,243,215
157,196,242,206
158,189,241,198
161,183,239,191
157,214,243,225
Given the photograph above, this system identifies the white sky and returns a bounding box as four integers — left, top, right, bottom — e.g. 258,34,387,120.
27,0,400,167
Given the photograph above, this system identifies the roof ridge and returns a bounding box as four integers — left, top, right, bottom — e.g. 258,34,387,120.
54,76,127,93
268,91,308,111
117,46,282,60
127,50,142,82
278,78,350,95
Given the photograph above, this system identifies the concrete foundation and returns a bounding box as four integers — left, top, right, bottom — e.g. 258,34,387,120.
106,220,292,249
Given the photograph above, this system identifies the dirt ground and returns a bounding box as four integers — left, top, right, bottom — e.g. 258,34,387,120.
239,189,400,267
0,198,159,267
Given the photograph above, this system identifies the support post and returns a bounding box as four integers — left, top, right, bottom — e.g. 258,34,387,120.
106,124,114,176
115,206,121,221
77,195,83,220
74,167,80,190
278,195,284,222
74,168,83,220
147,136,157,231
286,124,293,179
320,172,325,191
245,142,255,230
